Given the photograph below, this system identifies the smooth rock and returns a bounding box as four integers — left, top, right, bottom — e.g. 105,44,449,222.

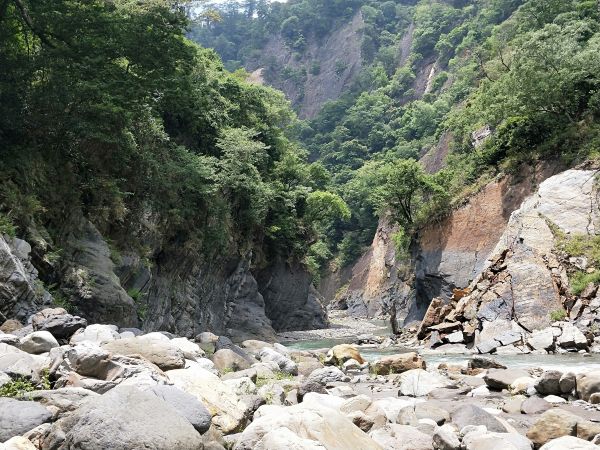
370,424,432,450
18,331,59,354
397,369,450,397
462,431,533,450
1,436,38,450
103,337,185,371
168,365,248,434
259,347,297,375
535,370,562,395
0,398,52,442
20,387,99,419
212,349,253,373
324,344,365,366
526,409,579,447
146,384,212,433
521,397,551,415
539,436,598,450
433,426,461,450
576,371,600,402
484,369,529,390
528,328,556,351
69,324,120,345
42,385,203,449
372,352,425,375
254,426,326,449
450,404,508,433
170,337,205,360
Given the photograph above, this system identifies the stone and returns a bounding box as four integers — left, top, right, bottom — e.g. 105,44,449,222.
234,403,381,450
61,342,115,379
258,382,285,405
521,397,551,415
42,385,202,449
576,371,600,401
224,377,257,397
103,337,185,371
0,334,20,346
496,344,531,355
0,343,43,379
544,395,567,404
324,344,365,366
557,323,588,349
484,369,529,390
347,411,375,432
31,308,87,339
535,370,563,395
476,340,499,354
397,369,451,397
502,397,525,414
1,319,23,333
17,331,59,354
408,403,450,425
342,358,362,371
539,436,598,450
468,385,490,397
510,377,536,394
340,395,372,414
366,398,422,424
577,420,600,441
212,349,253,373
167,365,248,434
433,426,461,450
69,324,120,345
254,427,327,450
370,424,432,450
526,409,579,447
462,431,533,450
446,331,464,344
528,328,556,351
259,347,297,375
146,384,212,434
2,436,38,449
496,330,524,346
298,366,345,399
559,372,576,394
469,356,506,370
371,352,425,375
21,387,99,419
0,398,52,442
170,338,205,360
450,404,508,433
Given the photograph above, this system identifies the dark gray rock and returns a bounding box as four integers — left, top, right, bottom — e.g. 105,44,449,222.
31,308,87,340
535,370,563,395
43,385,203,450
559,372,576,394
469,356,506,370
450,404,508,433
298,367,345,400
147,384,212,434
484,369,529,390
0,398,52,442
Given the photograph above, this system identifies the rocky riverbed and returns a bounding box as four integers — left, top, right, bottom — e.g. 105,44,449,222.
2,308,600,449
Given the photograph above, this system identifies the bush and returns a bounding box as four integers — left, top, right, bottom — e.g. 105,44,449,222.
0,214,16,237
549,309,568,322
570,270,600,295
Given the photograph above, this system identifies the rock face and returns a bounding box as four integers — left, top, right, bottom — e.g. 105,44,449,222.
0,236,51,322
246,11,365,119
42,385,203,449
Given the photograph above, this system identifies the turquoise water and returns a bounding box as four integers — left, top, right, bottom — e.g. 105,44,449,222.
284,337,600,372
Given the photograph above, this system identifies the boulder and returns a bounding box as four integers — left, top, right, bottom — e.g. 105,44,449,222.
526,409,579,447
521,397,551,415
559,372,576,394
258,347,298,375
167,365,248,434
450,404,508,433
146,384,212,434
42,385,203,449
234,403,382,450
462,431,533,450
1,319,23,333
484,369,529,390
240,340,272,355
254,426,327,450
527,328,557,351
0,343,44,379
445,331,464,344
502,396,525,414
0,398,52,442
510,377,536,394
576,371,600,402
397,369,450,397
371,353,425,375
224,377,258,397
31,308,87,339
18,331,59,354
103,337,185,371
20,387,99,419
298,367,345,399
170,338,205,360
369,424,432,450
2,436,38,449
69,324,120,345
535,370,563,395
539,436,598,450
469,356,506,370
212,349,253,373
557,324,588,349
476,340,499,354
366,398,423,424
324,344,365,366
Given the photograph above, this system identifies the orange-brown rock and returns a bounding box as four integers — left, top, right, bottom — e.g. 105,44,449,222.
371,352,425,375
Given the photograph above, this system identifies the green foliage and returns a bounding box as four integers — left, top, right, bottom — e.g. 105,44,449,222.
549,309,568,322
0,378,37,398
570,271,600,295
50,290,75,313
0,214,16,237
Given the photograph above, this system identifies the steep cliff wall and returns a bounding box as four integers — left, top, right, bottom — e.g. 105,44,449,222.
323,162,566,324
248,12,364,119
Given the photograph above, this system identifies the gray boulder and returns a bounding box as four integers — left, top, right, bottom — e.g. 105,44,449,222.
69,324,120,345
31,308,87,340
559,372,576,394
146,384,212,434
484,369,529,390
468,356,506,370
21,387,99,419
42,385,203,450
535,370,562,395
539,436,598,449
18,331,59,354
0,398,52,442
212,349,253,373
258,348,298,375
0,343,44,379
103,337,185,371
450,404,508,433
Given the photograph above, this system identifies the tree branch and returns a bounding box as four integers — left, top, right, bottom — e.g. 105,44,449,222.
12,0,56,48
